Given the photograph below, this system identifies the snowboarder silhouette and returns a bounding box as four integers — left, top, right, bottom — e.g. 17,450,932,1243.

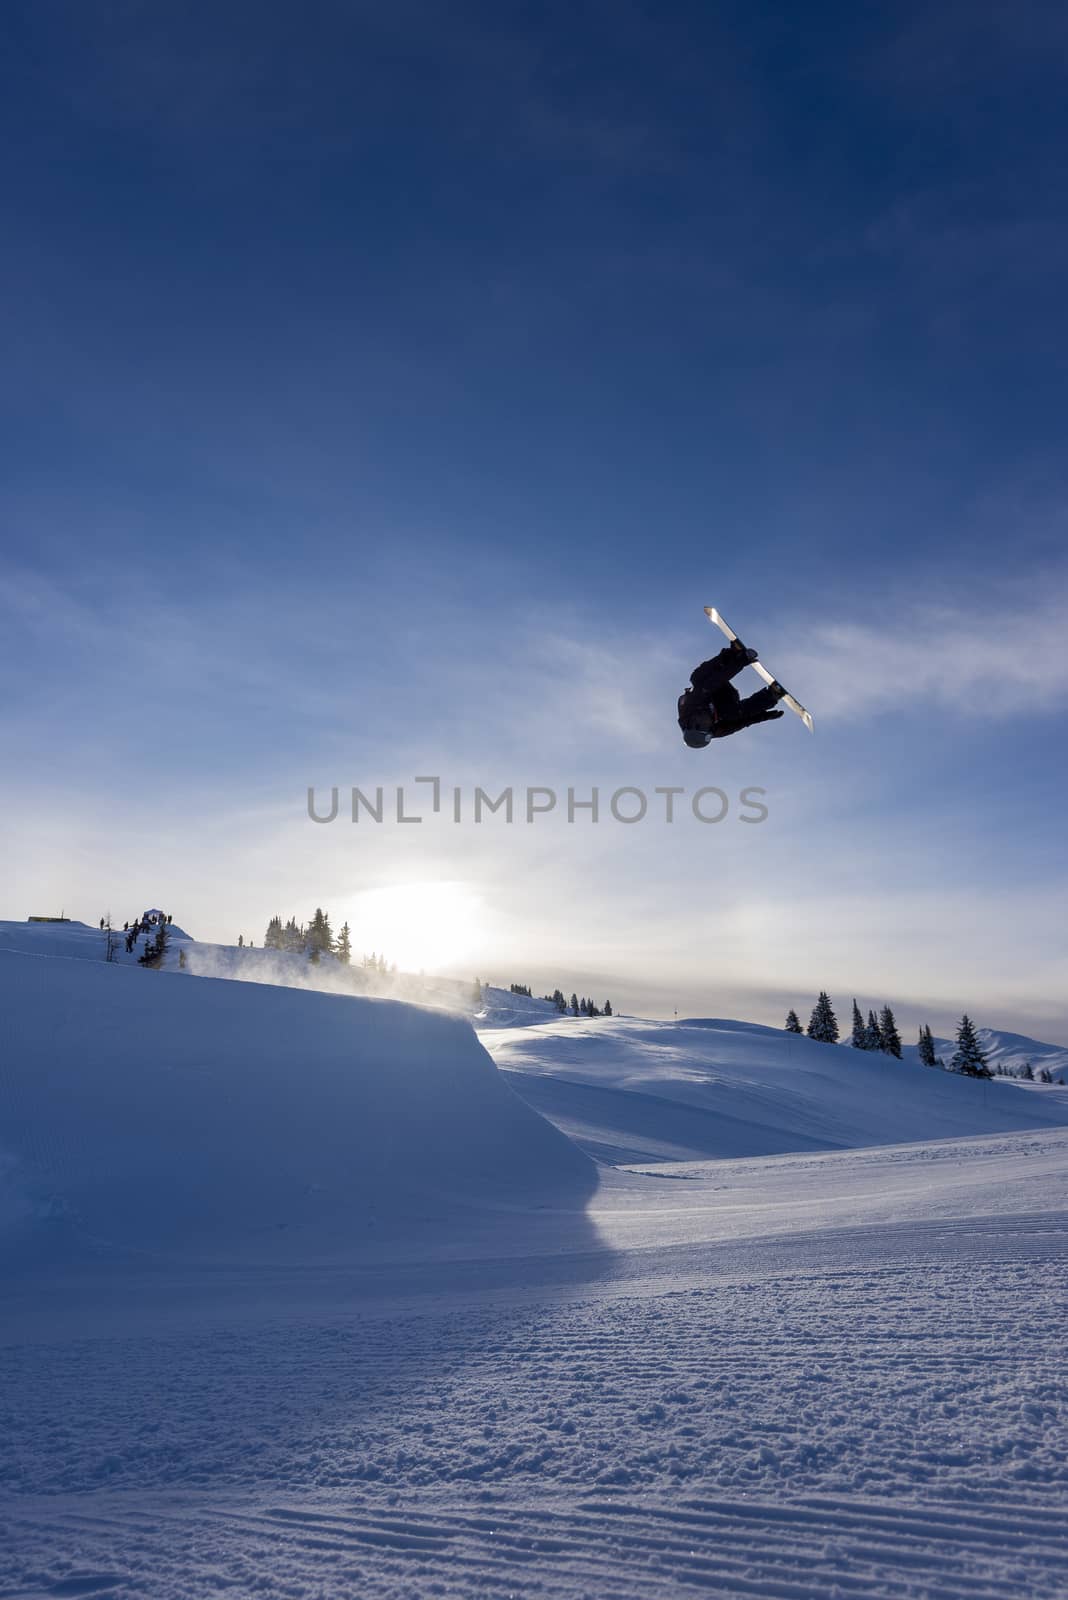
678,637,787,748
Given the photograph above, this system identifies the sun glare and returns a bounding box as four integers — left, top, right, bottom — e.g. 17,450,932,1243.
346,882,484,973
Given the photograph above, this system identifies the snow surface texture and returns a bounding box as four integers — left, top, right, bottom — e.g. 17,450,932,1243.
3,932,1068,1598
486,1014,1068,1164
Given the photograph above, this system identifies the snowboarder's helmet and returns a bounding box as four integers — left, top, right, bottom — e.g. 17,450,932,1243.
682,728,712,748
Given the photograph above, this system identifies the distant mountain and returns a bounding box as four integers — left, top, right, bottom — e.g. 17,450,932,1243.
929,1026,1068,1080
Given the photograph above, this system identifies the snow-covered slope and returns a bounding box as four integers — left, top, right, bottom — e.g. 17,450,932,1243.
476,988,562,1027
0,951,593,1261
482,1014,1068,1163
0,917,193,965
0,919,536,1017
5,935,1068,1598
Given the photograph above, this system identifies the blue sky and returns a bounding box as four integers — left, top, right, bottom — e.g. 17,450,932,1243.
2,2,1067,1037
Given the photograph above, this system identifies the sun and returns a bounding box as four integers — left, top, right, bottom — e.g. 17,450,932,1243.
345,881,484,974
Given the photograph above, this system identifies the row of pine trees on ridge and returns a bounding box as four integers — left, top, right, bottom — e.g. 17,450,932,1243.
785,993,1062,1082
506,982,613,1017
257,916,614,1015
261,910,372,968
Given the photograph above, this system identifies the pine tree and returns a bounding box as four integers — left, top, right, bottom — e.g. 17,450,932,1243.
264,916,283,950
950,1014,991,1078
878,1005,902,1058
864,1009,883,1051
807,992,839,1044
604,1000,613,1016
305,908,334,960
785,1008,803,1035
237,934,244,948
1021,1060,1034,1081
138,923,169,970
917,1024,937,1067
336,923,352,965
471,976,483,1005
850,1000,866,1049
570,993,580,1016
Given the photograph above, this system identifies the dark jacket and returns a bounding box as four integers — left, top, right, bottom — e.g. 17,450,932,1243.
678,647,783,739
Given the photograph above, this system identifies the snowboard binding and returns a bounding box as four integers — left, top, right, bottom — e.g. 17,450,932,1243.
704,607,814,732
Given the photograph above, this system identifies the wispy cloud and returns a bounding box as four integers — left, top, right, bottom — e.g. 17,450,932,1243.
780,585,1068,720
517,629,678,755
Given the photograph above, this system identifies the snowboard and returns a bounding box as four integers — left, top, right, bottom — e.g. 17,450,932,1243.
704,606,814,732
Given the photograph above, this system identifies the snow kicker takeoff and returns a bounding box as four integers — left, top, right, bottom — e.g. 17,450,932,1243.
677,607,814,748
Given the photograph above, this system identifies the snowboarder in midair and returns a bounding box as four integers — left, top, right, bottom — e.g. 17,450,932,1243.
678,637,787,748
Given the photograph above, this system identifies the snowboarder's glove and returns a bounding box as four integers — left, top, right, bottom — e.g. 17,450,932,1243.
753,709,785,723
